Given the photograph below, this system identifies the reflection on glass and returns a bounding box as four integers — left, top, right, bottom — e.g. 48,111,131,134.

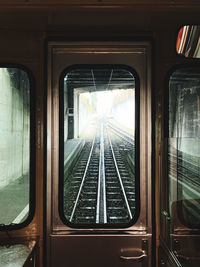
62,68,136,226
0,68,30,225
168,68,200,228
177,25,200,58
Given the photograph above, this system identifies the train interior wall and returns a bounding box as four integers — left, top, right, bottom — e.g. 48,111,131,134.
0,3,199,266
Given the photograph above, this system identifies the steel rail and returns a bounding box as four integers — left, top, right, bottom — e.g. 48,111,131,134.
106,125,133,220
169,152,199,173
169,161,200,187
106,122,134,145
70,136,96,222
96,122,107,223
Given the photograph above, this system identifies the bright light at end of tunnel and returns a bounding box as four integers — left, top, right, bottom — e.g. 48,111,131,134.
79,89,135,135
96,90,114,117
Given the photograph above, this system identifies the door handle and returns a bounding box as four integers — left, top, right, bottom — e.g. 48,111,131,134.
120,250,147,262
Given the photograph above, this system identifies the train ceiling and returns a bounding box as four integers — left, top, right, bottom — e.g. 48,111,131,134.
64,68,135,92
64,68,200,92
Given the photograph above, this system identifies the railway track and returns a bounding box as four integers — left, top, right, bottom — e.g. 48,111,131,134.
168,152,200,188
64,121,135,225
168,150,200,225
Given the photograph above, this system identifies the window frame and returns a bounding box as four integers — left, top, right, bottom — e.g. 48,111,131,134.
165,64,200,230
0,64,35,231
58,64,141,229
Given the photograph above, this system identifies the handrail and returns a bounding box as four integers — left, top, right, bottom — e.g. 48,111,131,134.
120,250,147,262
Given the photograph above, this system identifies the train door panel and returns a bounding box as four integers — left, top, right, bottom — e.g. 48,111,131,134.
47,42,152,267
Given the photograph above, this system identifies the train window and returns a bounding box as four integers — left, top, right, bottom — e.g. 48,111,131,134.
59,66,139,227
168,67,200,229
0,67,34,229
177,25,200,58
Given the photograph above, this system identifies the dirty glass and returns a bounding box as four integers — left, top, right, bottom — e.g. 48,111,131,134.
168,68,200,229
61,67,138,227
0,68,30,226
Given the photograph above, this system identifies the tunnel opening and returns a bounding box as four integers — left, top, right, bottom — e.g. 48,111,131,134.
60,66,139,227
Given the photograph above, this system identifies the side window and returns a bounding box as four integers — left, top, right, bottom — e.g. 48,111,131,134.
168,67,200,229
0,67,34,229
59,66,139,227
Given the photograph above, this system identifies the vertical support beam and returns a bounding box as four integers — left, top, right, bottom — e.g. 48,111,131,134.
67,84,74,139
74,90,80,138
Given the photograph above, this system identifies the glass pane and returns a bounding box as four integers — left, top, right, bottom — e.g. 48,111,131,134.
0,68,30,226
176,25,200,58
62,67,137,226
168,68,200,229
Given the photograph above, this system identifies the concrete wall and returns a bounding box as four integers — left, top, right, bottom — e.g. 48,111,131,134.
64,82,68,141
111,96,135,133
169,83,200,157
79,93,94,137
0,68,30,189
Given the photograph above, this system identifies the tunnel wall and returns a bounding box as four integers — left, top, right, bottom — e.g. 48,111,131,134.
111,96,135,133
64,83,68,141
0,68,30,189
169,82,200,157
79,94,95,137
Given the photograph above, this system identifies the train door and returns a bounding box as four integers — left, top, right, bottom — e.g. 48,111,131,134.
47,41,152,267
